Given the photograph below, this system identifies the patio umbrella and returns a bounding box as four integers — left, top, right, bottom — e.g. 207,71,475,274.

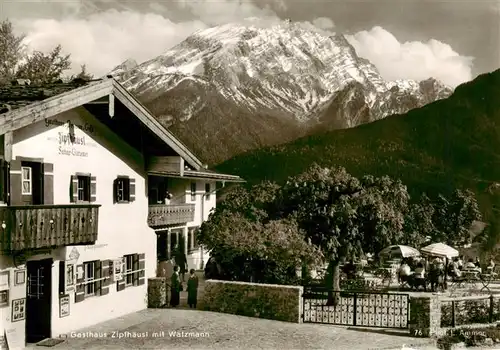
420,243,459,258
379,245,421,258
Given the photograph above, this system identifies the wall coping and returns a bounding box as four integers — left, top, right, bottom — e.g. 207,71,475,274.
440,294,500,302
205,279,303,291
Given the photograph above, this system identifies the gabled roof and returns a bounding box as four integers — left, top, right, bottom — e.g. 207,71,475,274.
0,78,205,170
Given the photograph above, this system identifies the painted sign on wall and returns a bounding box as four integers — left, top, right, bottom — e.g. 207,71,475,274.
44,118,98,157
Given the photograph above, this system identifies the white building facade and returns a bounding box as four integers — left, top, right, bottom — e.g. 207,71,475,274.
0,78,242,348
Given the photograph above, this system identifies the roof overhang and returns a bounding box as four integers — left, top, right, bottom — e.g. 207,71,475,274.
0,78,204,170
148,169,245,183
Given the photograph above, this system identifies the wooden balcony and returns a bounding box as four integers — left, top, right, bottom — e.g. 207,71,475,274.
0,204,100,252
148,204,195,227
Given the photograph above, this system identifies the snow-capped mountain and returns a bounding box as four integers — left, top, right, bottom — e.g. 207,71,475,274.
111,22,452,165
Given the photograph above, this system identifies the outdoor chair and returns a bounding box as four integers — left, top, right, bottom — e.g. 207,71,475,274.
408,274,427,291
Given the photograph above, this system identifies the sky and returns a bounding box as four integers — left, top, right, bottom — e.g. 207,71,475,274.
1,0,499,88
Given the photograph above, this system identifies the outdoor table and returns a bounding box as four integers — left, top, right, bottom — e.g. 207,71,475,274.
449,270,480,293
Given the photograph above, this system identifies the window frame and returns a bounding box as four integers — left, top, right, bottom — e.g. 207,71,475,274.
21,166,32,195
188,227,199,252
190,182,196,201
124,254,134,286
205,183,211,201
115,177,131,203
83,261,97,297
77,175,91,202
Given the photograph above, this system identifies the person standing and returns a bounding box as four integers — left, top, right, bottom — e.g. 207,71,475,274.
187,269,199,309
157,256,174,306
174,243,188,282
170,266,181,307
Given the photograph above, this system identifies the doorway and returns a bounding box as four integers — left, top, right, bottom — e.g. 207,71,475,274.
21,161,43,205
26,259,52,343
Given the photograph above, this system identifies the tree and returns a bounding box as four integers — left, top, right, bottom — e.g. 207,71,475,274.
198,182,321,284
69,64,94,81
0,20,25,84
15,45,71,84
276,164,411,303
403,194,434,247
0,19,86,84
430,189,482,246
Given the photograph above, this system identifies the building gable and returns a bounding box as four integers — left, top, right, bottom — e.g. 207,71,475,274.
0,78,203,170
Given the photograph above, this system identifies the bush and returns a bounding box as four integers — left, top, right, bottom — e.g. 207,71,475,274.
437,326,500,348
441,297,500,327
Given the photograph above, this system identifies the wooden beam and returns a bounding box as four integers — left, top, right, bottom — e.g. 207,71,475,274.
111,82,204,171
0,79,113,135
108,93,115,118
4,132,12,162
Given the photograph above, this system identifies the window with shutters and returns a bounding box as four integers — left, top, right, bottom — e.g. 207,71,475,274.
124,254,134,285
115,177,130,202
21,166,32,195
84,261,97,296
77,175,91,202
190,182,196,201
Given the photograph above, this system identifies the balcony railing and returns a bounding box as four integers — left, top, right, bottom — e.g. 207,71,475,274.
148,204,195,227
0,204,100,252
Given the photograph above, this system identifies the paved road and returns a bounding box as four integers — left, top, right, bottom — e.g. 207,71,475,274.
33,309,438,350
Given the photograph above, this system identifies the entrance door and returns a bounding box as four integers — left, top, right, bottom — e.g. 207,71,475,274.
26,259,52,343
21,161,43,205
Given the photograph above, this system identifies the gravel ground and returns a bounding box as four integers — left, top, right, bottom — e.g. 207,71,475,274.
28,308,438,350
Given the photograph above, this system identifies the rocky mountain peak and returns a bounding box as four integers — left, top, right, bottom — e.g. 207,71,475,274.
110,22,454,165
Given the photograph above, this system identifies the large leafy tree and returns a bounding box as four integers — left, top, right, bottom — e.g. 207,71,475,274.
199,164,482,296
276,164,412,301
431,189,482,246
0,19,91,84
198,182,321,284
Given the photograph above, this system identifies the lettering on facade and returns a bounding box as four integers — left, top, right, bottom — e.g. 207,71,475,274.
45,118,95,134
84,244,108,250
44,119,96,157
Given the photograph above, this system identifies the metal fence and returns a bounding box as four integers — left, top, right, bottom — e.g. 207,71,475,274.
302,287,410,329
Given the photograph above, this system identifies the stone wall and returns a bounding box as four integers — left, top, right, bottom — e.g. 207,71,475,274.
147,278,167,308
202,280,303,323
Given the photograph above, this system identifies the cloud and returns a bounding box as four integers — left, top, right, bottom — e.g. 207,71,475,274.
312,17,335,30
346,26,474,87
8,1,474,86
13,10,208,77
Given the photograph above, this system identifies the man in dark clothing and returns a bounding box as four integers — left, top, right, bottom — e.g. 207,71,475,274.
187,269,199,308
170,266,181,307
173,244,188,282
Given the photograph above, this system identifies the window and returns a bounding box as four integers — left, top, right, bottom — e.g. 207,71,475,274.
115,177,130,202
84,261,97,296
77,175,91,202
124,254,134,285
188,227,199,252
21,166,32,195
190,182,196,201
205,183,211,200
169,231,178,259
